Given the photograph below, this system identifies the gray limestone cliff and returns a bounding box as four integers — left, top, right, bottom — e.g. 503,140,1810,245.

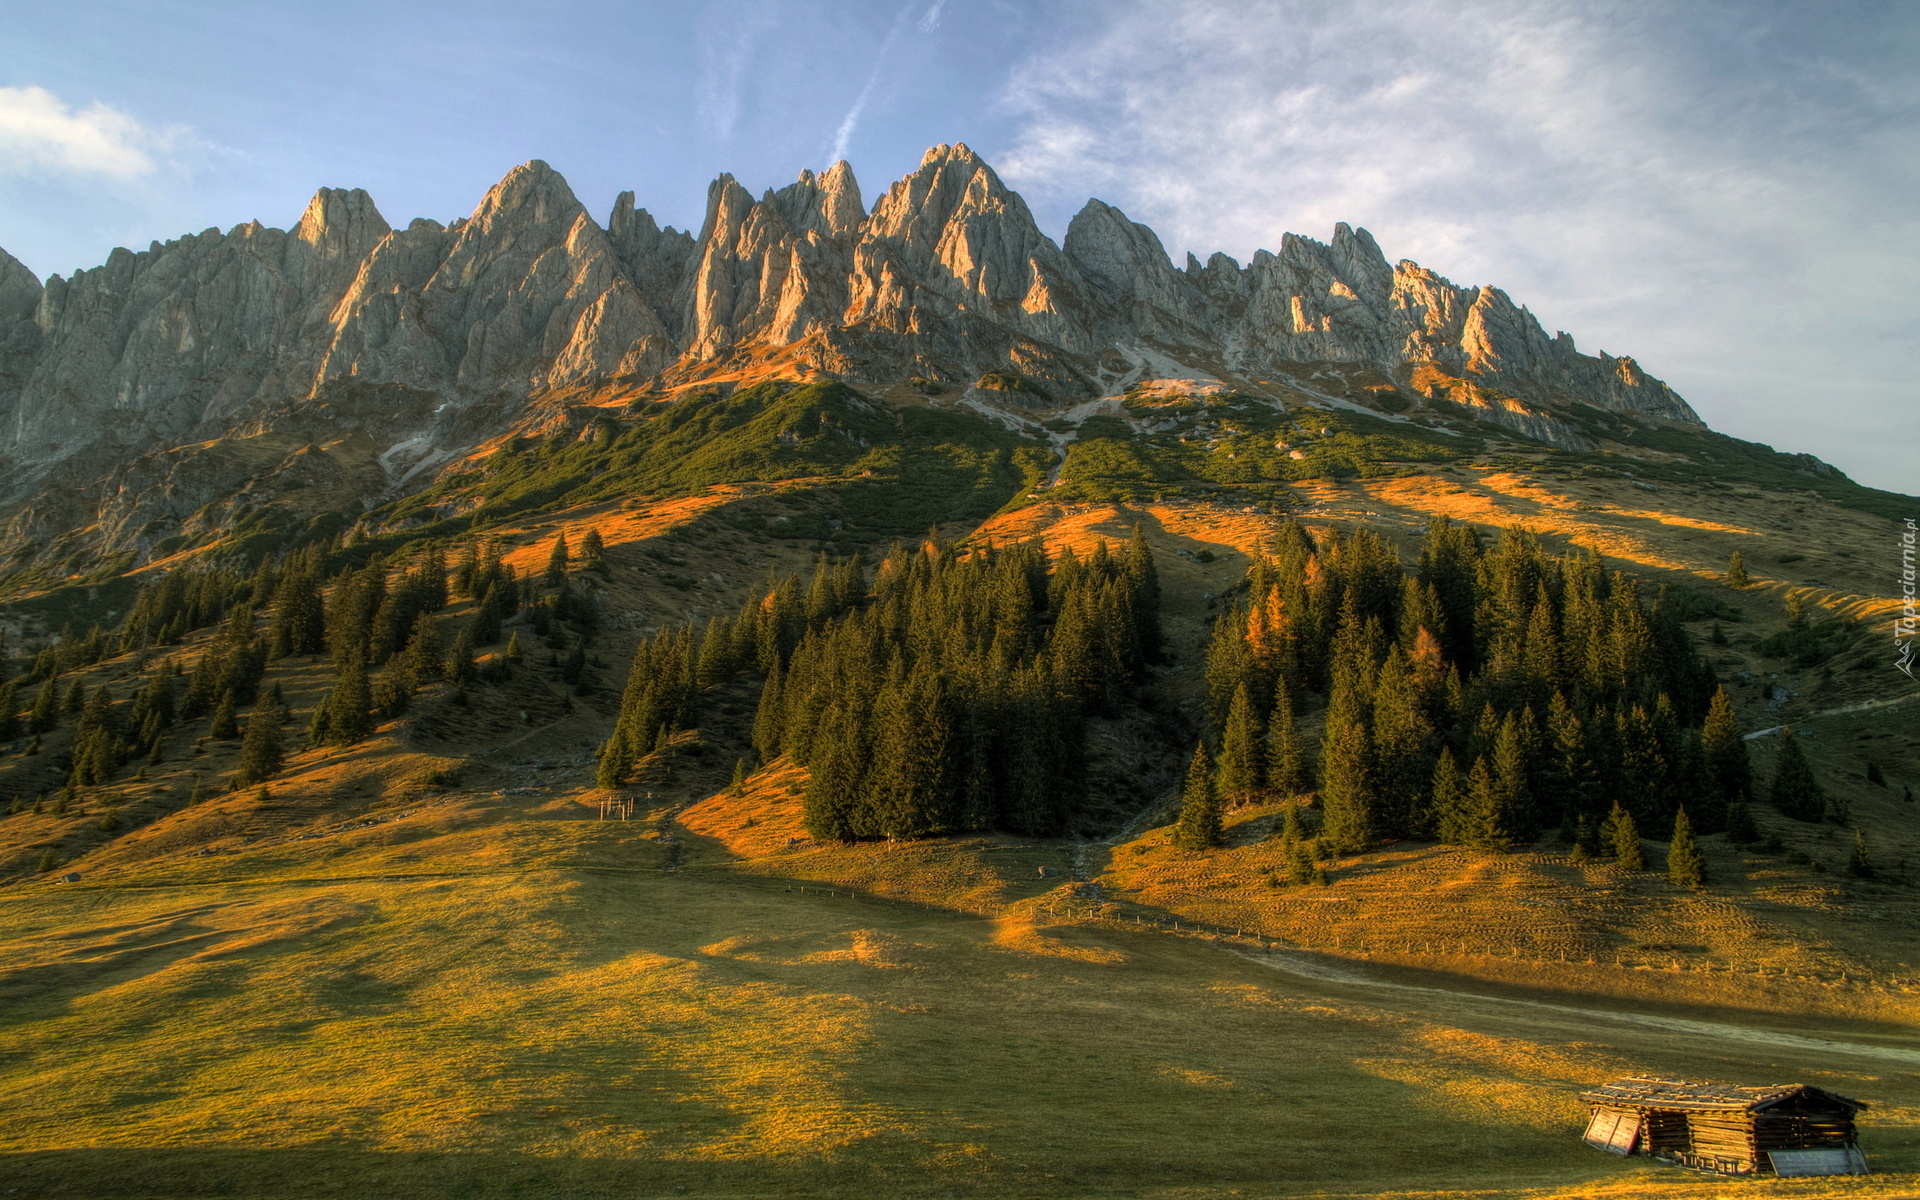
0,143,1708,559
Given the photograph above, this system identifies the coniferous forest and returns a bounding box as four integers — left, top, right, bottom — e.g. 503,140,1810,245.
0,509,1862,874
599,530,1162,840
1196,517,1757,856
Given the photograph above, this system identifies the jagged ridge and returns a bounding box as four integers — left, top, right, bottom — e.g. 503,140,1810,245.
0,143,1702,565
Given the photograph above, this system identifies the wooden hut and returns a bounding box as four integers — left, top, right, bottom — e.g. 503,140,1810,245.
1581,1077,1867,1176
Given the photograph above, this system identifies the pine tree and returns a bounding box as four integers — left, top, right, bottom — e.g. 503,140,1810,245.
1605,802,1645,870
1724,551,1748,589
1171,742,1224,851
1429,748,1469,844
1215,683,1265,804
235,704,284,786
208,691,239,740
1866,760,1886,787
543,534,571,588
1491,711,1536,839
1784,591,1808,631
1279,800,1306,845
1848,830,1875,879
730,757,748,797
444,626,476,688
1667,808,1704,888
1455,754,1507,850
28,676,58,733
1266,687,1310,795
373,667,412,718
1318,720,1375,854
580,528,605,565
505,631,523,662
1701,686,1751,811
803,702,869,841
401,613,443,687
324,660,375,745
1769,727,1825,822
1284,839,1314,885
751,660,787,764
1123,523,1163,662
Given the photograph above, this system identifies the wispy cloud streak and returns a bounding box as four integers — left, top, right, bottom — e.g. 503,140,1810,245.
829,0,940,164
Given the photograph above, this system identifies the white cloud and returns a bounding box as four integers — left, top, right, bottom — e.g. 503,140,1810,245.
0,86,170,180
995,0,1920,491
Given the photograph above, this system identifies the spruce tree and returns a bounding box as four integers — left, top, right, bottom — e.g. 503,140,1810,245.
803,702,869,841
401,613,443,687
1123,523,1163,661
1769,727,1825,822
1667,808,1704,888
1279,800,1306,845
1318,721,1376,854
235,704,284,786
1848,830,1875,879
208,691,239,740
1605,802,1645,870
1457,755,1507,850
1267,687,1310,795
543,534,571,588
444,626,476,688
1784,591,1808,631
28,676,58,733
373,667,412,719
1491,712,1536,839
325,660,375,745
0,679,18,742
1866,761,1886,787
1724,551,1748,589
1171,742,1224,851
1429,748,1468,844
1701,686,1751,810
1284,839,1314,885
1215,683,1266,804
595,727,634,790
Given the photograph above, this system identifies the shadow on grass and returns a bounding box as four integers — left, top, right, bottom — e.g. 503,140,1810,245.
0,1147,900,1200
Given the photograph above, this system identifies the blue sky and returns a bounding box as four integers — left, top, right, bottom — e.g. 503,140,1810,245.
2,0,1914,493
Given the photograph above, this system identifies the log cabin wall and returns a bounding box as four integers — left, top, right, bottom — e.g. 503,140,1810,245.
1643,1111,1693,1156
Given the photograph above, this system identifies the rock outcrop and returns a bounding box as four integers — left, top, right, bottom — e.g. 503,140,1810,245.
0,142,1706,562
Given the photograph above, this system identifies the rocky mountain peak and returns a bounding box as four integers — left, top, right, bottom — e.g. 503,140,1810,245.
0,247,40,324
292,187,390,259
771,162,865,240
462,160,587,240
0,143,1726,562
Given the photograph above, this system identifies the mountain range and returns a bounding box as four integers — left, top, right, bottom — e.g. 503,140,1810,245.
0,142,1740,583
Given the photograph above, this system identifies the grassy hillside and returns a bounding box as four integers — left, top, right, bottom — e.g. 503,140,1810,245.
0,378,1916,1198
5,776,1920,1199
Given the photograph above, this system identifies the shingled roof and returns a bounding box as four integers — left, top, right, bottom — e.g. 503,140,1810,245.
1580,1077,1866,1114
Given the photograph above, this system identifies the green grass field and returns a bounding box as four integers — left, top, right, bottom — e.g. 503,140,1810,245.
5,784,1920,1200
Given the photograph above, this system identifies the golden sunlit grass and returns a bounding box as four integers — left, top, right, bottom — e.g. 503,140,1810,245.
10,808,1920,1200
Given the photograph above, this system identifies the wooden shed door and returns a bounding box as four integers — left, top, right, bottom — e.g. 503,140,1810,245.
1769,1147,1868,1176
1584,1110,1643,1156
